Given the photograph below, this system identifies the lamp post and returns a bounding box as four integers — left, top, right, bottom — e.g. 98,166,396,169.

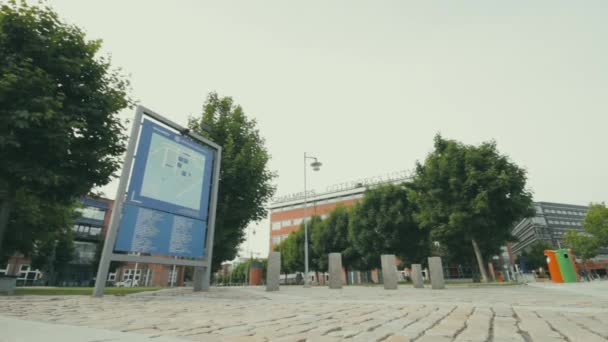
303,152,322,287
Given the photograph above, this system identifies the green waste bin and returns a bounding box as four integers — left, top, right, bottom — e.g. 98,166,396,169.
555,248,577,283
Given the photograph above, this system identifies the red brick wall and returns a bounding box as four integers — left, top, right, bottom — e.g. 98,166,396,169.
269,198,360,250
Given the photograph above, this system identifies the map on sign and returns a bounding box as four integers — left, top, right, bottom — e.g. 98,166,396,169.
126,119,214,220
140,130,206,211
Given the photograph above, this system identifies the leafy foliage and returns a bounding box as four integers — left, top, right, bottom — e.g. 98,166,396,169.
582,203,608,247
275,217,322,274
2,189,76,263
564,230,600,261
349,183,429,269
218,258,267,284
311,205,360,272
189,93,276,270
410,135,534,269
0,1,130,258
30,228,75,285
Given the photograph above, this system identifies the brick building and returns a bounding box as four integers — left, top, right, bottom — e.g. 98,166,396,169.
268,172,409,284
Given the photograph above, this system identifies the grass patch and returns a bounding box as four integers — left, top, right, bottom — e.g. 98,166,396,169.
14,287,162,296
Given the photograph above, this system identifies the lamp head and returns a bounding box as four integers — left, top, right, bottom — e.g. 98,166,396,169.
310,160,322,171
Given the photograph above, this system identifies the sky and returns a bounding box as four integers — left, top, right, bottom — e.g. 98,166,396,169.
45,0,608,258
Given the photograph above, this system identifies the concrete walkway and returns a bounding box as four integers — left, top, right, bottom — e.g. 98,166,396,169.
2,282,608,341
0,316,186,342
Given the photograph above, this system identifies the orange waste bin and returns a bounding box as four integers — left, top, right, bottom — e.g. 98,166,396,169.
544,250,563,283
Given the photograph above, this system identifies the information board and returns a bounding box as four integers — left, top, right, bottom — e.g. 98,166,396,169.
114,119,214,258
94,106,221,297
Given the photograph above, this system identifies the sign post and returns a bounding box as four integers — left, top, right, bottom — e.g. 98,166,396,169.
93,106,221,297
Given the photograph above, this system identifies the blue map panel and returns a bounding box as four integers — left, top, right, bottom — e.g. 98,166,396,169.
127,119,215,220
114,204,206,258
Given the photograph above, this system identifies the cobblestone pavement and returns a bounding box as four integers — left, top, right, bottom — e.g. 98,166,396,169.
2,283,608,341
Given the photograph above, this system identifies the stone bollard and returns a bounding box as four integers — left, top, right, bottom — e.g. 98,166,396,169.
428,256,445,289
0,276,17,295
328,253,343,289
411,264,424,288
381,255,398,290
266,252,281,291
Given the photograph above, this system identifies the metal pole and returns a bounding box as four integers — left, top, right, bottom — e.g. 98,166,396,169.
303,152,310,287
93,107,143,297
170,256,177,287
134,260,139,287
197,147,222,291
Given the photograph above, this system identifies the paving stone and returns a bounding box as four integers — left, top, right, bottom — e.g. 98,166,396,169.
536,310,605,342
513,307,565,342
492,316,525,342
383,336,411,342
566,313,608,338
454,307,491,342
2,283,608,341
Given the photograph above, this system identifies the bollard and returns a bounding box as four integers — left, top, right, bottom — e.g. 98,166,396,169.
381,255,398,290
266,252,281,291
328,253,343,289
411,264,424,288
428,257,445,289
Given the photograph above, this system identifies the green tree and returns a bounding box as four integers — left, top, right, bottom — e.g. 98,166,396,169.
582,203,608,246
564,230,600,280
227,258,267,284
518,241,554,271
0,2,130,259
278,229,302,274
31,228,75,285
349,184,429,270
564,231,600,261
276,217,322,276
189,93,275,271
411,135,534,282
312,206,361,276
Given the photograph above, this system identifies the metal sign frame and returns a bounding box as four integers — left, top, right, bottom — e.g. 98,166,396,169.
93,105,221,297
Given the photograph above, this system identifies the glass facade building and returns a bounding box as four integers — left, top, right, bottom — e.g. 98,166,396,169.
511,202,589,255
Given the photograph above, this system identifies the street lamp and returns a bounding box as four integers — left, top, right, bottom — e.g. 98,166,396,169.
303,152,321,287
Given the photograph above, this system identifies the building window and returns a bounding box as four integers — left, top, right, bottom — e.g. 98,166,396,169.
293,218,303,225
123,269,142,281
281,220,292,227
76,206,106,221
271,222,281,230
17,264,42,285
167,266,178,286
72,224,102,237
321,214,328,220
74,241,97,263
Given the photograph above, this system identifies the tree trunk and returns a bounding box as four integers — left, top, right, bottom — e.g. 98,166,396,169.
0,195,13,260
471,238,488,283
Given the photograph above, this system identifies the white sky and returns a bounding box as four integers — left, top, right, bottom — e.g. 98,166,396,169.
45,1,608,259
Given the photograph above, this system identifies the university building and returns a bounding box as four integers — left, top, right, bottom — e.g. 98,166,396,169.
268,172,412,284
1,196,185,287
269,171,410,251
510,202,590,255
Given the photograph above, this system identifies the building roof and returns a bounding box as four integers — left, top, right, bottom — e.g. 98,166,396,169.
269,171,411,210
